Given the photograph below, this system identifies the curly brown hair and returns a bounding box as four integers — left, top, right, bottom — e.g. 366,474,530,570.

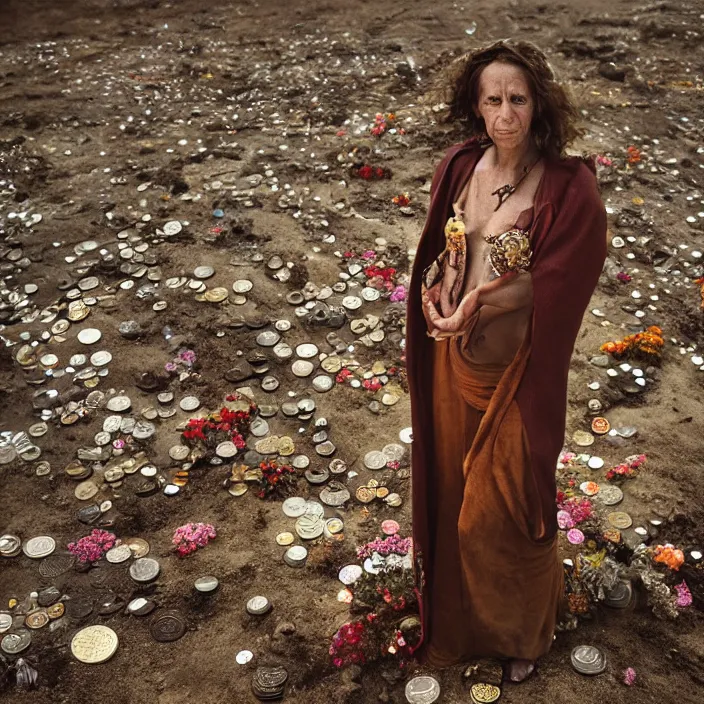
444,39,583,158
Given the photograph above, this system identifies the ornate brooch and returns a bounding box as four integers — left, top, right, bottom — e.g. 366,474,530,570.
444,214,467,255
483,228,532,277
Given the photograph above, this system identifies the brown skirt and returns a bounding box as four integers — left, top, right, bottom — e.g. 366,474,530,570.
425,334,563,667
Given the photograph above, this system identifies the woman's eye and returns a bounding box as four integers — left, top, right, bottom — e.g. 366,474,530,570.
512,96,526,104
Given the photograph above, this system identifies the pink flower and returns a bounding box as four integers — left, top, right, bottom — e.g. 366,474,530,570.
68,529,117,564
567,528,585,545
675,581,692,608
557,510,575,530
361,250,376,260
623,667,636,686
165,362,177,373
172,522,216,557
596,155,613,167
390,285,407,303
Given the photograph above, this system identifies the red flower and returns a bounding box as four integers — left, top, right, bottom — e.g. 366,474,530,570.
358,165,373,180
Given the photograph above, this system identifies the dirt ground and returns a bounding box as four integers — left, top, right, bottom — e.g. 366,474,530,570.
1,0,704,702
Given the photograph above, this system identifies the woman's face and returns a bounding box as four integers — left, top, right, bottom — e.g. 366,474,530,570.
474,60,535,151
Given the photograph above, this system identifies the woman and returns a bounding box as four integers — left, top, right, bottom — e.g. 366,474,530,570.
406,40,607,682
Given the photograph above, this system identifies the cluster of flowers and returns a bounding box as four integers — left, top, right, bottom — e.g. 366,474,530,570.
165,348,197,375
357,534,413,560
68,530,117,563
595,154,613,167
605,453,647,482
329,615,375,667
172,522,216,557
370,112,405,137
387,628,413,659
600,325,664,362
626,145,641,165
256,459,296,499
616,271,632,283
352,164,391,180
392,192,411,207
556,495,594,526
182,396,258,452
652,544,684,571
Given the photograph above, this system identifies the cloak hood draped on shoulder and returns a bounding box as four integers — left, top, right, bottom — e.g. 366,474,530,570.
406,137,607,634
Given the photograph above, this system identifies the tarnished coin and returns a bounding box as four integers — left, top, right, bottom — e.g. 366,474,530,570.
597,485,623,506
179,396,200,412
169,445,190,461
130,557,160,582
608,511,633,530
150,611,187,642
315,441,336,457
572,430,594,447
23,536,56,559
329,459,347,475
39,554,75,578
355,486,376,504
28,422,48,438
570,645,606,675
75,480,99,501
321,356,342,373
71,626,119,664
25,610,50,629
1,630,32,655
105,544,132,564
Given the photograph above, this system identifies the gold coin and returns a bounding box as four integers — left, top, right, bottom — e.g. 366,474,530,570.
321,356,342,373
228,483,247,497
375,487,390,499
355,486,376,504
25,610,50,629
47,603,65,619
278,436,295,456
124,537,150,558
204,287,228,302
572,430,594,447
75,480,99,501
471,683,501,704
608,511,633,530
276,532,294,546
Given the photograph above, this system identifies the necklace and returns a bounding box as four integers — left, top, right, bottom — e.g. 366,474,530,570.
490,156,541,212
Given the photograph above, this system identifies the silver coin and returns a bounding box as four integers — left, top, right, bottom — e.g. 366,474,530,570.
273,342,293,360
236,649,254,665
163,220,182,236
603,580,633,609
399,427,413,444
282,497,307,518
23,536,56,559
292,360,314,377
275,319,291,332
250,417,269,438
304,500,324,517
329,459,347,475
338,564,363,586
246,596,272,615
361,287,380,301
291,454,310,469
257,330,280,347
233,280,253,293
193,266,215,279
194,576,219,593
296,343,318,359
78,276,100,291
0,613,12,633
1,630,32,655
106,544,132,564
179,396,200,411
103,415,122,433
169,445,191,461
129,557,161,583
77,328,102,345
587,456,604,469
284,545,307,565
106,395,131,412
312,375,333,392
0,534,21,557
165,276,187,289
364,451,386,470
28,422,48,438
90,351,112,367
382,444,405,462
261,376,280,392
315,441,336,457
405,675,440,704
342,296,362,310
132,420,156,440
216,441,237,458
571,645,606,675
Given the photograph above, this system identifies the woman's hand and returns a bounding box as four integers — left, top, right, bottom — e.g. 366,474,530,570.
423,286,480,338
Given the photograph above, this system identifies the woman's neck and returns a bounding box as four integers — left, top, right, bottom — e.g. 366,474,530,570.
490,141,540,178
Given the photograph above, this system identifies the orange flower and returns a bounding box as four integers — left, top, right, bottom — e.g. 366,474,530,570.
653,545,684,571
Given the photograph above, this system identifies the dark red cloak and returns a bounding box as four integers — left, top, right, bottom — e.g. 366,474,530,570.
406,137,607,654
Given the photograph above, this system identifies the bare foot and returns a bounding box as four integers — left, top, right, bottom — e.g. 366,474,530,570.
507,659,535,683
